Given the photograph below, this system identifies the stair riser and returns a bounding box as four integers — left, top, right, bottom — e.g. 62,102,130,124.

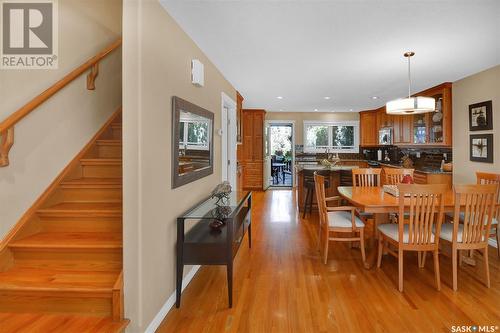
10,249,122,266
13,259,122,272
0,292,112,316
57,187,122,202
39,217,122,233
112,127,122,140
97,145,122,158
82,165,122,178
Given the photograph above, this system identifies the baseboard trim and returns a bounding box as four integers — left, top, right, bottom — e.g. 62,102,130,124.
144,265,200,333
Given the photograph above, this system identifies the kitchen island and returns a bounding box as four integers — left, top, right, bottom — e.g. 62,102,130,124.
296,164,360,213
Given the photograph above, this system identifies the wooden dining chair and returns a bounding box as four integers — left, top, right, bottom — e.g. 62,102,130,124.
352,168,382,187
314,173,366,264
476,172,500,257
383,168,414,185
439,184,498,291
377,184,447,292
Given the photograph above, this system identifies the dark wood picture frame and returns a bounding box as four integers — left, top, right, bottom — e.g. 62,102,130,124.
470,134,493,163
469,100,493,131
172,96,214,188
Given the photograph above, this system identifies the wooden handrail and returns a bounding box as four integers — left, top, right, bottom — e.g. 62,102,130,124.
0,38,122,166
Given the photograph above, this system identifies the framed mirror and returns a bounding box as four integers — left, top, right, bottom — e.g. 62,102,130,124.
172,96,214,189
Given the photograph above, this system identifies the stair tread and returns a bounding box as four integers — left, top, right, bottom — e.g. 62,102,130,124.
0,313,129,333
96,139,122,145
9,232,122,249
61,178,122,186
0,266,119,292
80,158,122,164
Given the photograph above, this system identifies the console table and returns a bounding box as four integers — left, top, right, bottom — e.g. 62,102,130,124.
176,191,252,308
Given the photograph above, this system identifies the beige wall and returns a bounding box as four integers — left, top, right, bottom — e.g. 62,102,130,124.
266,111,359,145
452,65,500,184
122,1,236,331
0,0,122,238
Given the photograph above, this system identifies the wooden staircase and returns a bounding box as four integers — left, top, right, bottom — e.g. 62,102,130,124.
0,109,128,332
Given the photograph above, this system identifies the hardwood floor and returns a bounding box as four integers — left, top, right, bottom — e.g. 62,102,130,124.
158,190,500,333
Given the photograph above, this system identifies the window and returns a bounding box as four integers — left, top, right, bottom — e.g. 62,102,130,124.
304,121,359,153
179,120,210,150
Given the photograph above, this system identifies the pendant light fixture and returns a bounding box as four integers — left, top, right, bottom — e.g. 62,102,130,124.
386,52,435,115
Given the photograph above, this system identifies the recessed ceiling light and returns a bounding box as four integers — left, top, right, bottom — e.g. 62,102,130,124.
349,109,353,111
324,96,331,100
314,108,318,111
371,96,379,100
277,96,283,99
279,109,283,111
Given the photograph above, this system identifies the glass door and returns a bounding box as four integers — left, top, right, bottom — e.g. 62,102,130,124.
429,94,444,144
413,114,427,144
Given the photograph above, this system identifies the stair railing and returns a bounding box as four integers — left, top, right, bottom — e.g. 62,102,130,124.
0,38,122,167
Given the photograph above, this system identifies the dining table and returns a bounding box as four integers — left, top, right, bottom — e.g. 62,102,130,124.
337,186,457,269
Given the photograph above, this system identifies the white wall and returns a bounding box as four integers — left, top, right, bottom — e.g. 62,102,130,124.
0,0,122,238
122,1,236,331
452,65,500,184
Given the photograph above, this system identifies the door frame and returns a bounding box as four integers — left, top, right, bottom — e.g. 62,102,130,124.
221,92,237,189
265,120,296,188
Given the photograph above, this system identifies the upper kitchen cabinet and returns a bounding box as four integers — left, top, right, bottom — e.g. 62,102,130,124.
359,82,452,147
409,82,452,146
376,107,393,128
360,110,378,146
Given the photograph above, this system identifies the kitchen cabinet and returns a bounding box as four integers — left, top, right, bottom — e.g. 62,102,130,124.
359,82,452,148
239,109,265,190
360,110,378,146
393,115,412,144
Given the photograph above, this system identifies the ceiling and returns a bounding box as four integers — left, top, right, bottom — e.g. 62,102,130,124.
160,0,500,112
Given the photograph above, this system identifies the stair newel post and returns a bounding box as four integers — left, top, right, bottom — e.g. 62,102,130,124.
0,127,14,167
86,62,100,90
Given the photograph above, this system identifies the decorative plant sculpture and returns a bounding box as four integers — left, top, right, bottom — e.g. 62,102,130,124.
211,181,232,206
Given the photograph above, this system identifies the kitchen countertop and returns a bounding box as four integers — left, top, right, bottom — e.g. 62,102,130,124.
367,161,452,175
295,159,452,175
295,165,359,172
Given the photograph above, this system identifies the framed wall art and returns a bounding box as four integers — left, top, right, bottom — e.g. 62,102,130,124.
470,134,493,163
469,100,493,131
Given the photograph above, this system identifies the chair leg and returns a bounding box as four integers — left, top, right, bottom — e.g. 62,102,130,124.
495,227,500,257
418,252,422,268
433,250,441,291
377,235,384,268
484,246,490,288
302,188,310,219
398,249,404,292
323,233,329,265
422,251,427,268
307,188,314,216
360,229,366,263
452,247,458,291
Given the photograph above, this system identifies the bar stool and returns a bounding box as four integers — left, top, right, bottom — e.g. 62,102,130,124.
303,169,330,218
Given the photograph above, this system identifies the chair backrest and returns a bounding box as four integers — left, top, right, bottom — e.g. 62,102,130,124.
452,184,498,245
397,184,447,247
314,173,328,229
476,172,500,219
352,168,382,187
383,168,414,185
